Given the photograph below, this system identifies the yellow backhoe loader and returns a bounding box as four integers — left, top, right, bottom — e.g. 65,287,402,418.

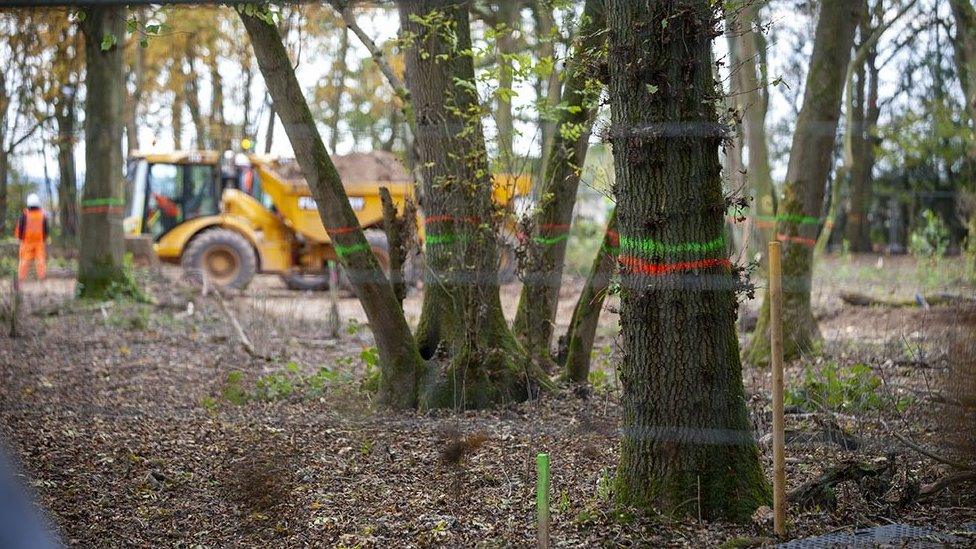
123,150,530,290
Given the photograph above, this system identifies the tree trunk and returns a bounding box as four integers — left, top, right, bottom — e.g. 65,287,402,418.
328,26,349,154
208,54,229,152
240,10,425,410
183,41,207,149
78,6,130,298
172,87,185,150
746,0,862,365
125,15,145,153
729,1,775,252
845,18,878,253
494,0,519,166
561,210,616,383
399,0,548,410
0,69,8,234
0,150,7,234
608,0,768,521
263,101,275,154
950,0,976,132
512,0,606,358
533,0,561,182
56,90,79,237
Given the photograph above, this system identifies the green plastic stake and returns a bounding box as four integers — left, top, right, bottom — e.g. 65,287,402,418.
537,453,550,548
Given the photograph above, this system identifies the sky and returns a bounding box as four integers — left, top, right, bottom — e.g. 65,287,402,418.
3,1,949,198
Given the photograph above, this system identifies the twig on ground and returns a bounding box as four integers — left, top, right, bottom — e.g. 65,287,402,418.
920,471,976,498
892,432,969,471
207,283,271,362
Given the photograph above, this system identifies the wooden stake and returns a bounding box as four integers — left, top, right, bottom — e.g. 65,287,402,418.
328,260,340,338
536,453,550,549
768,241,786,537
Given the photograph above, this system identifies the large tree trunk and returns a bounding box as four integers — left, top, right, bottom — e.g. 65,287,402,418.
560,210,616,383
746,0,862,365
240,11,424,409
399,0,548,409
512,0,606,358
56,90,79,237
328,27,349,154
78,6,130,298
608,0,768,521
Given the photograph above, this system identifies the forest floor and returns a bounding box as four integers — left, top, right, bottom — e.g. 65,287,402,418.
1,253,974,547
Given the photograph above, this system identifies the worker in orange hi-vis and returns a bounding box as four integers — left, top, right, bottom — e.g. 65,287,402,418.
14,193,49,282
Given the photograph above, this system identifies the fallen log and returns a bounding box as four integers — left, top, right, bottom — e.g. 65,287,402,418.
788,458,893,510
840,291,976,308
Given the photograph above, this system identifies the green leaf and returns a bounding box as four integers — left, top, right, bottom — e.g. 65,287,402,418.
645,84,659,95
100,33,117,51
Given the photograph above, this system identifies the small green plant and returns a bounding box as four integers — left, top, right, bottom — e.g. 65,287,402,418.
909,209,950,259
557,490,570,514
345,318,363,336
595,467,613,501
786,362,909,413
106,303,151,330
212,363,343,407
221,371,249,405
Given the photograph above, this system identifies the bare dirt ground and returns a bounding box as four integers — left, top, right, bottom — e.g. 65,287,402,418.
1,254,974,547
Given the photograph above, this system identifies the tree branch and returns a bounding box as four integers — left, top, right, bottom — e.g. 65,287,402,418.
5,115,53,154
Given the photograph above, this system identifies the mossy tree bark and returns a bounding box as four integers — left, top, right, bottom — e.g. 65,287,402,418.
560,210,616,383
398,0,549,410
241,11,425,410
746,0,862,365
512,0,607,359
78,6,130,298
607,0,769,521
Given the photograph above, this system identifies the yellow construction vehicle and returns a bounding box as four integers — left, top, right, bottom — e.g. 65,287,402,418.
123,150,530,290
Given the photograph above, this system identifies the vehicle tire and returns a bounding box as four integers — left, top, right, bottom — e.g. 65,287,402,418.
280,272,330,292
182,229,257,290
280,230,394,292
339,230,391,289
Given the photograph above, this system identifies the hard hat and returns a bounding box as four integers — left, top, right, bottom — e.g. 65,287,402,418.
26,193,41,208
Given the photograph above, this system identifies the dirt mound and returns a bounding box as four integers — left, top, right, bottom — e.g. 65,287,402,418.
274,151,410,184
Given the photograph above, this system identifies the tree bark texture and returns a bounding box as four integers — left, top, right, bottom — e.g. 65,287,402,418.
398,0,548,409
241,11,425,410
56,90,79,237
512,0,606,358
607,0,769,521
78,6,129,297
845,16,879,253
746,0,862,365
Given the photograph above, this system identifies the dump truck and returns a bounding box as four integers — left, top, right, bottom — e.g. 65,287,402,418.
123,150,530,290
